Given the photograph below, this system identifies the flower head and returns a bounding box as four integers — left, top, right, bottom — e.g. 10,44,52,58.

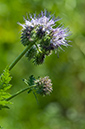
23,75,53,96
35,76,53,96
18,10,71,65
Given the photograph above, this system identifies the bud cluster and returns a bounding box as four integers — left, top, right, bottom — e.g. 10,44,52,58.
35,76,53,96
18,10,71,64
23,75,53,96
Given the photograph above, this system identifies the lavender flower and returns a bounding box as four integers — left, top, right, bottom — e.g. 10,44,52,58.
50,27,70,49
18,10,58,34
18,10,71,64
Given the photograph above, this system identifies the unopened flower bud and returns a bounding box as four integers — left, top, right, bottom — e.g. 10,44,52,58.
25,46,37,60
33,52,45,65
35,76,53,96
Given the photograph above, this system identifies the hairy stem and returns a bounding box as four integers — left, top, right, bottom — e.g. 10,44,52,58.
8,43,34,71
6,85,36,101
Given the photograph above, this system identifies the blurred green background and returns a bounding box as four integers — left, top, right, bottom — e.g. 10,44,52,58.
0,0,85,129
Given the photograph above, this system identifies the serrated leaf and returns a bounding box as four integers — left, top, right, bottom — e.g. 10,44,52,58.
0,68,12,110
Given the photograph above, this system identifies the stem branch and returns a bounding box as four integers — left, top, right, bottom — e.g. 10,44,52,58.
6,85,36,101
8,43,34,71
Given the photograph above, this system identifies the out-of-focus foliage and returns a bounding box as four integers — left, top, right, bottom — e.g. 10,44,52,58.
0,0,85,129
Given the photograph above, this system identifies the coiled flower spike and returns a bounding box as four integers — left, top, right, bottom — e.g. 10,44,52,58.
18,10,71,65
23,75,53,96
35,76,53,96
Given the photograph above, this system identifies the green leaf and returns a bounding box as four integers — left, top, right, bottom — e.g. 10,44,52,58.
0,68,12,110
28,75,35,86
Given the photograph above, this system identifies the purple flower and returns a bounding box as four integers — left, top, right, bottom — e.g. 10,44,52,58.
18,10,59,34
50,27,71,49
18,10,71,64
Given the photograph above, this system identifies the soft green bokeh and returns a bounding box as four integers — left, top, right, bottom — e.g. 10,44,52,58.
0,0,85,128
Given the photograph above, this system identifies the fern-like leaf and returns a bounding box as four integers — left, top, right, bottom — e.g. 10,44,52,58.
0,68,12,110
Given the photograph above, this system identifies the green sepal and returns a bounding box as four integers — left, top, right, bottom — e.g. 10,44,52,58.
23,75,35,86
28,75,35,86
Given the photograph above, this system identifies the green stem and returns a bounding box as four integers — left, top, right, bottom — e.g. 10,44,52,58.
8,43,34,71
6,85,36,101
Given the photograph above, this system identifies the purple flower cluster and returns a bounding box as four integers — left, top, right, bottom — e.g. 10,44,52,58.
51,27,70,48
18,10,71,64
18,11,58,33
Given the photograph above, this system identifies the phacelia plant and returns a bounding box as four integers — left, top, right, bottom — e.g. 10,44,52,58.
0,10,71,110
